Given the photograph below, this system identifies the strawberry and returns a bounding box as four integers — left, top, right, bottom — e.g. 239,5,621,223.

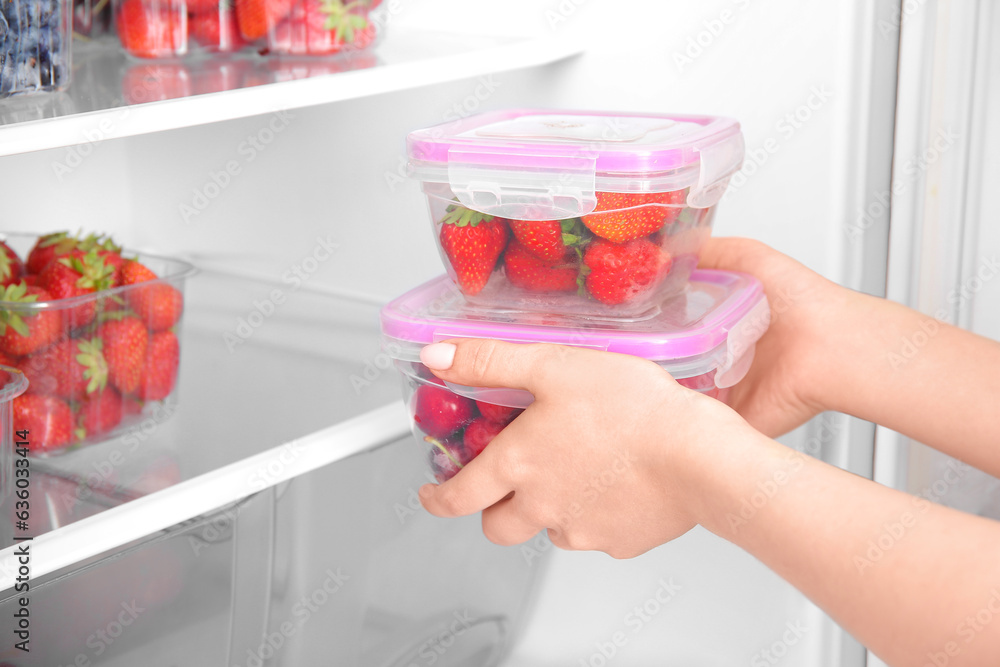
269,0,374,55
121,260,184,332
463,417,504,458
137,331,180,401
13,394,75,453
186,0,221,13
235,0,294,40
582,237,672,305
26,232,78,275
412,383,474,439
475,401,522,426
581,190,686,243
438,205,509,296
78,387,124,439
116,0,187,59
21,337,107,400
0,284,61,356
190,7,247,51
37,248,116,329
0,241,24,288
0,351,17,368
508,218,585,262
99,316,149,395
504,241,579,293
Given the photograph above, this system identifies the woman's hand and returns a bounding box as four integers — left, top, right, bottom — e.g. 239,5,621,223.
698,237,859,437
416,338,767,558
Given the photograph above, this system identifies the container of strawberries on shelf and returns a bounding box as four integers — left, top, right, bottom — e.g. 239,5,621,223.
0,232,195,456
406,109,746,319
1,0,73,97
112,0,382,59
380,270,770,481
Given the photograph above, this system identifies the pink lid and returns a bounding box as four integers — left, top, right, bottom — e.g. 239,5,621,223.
380,270,769,382
406,109,745,219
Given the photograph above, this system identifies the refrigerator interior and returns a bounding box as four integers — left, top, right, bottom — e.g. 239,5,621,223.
0,0,958,664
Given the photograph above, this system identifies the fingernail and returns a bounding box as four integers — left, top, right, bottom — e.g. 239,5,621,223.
420,343,456,370
418,484,435,499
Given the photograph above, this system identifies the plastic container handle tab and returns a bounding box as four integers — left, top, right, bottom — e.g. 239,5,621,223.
688,131,746,208
0,367,29,503
715,296,771,388
446,148,599,220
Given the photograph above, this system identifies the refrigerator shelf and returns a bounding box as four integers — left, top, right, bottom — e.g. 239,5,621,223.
0,265,412,585
0,30,583,158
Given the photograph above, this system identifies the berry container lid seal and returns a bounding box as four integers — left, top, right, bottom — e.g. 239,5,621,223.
406,109,745,220
381,270,769,407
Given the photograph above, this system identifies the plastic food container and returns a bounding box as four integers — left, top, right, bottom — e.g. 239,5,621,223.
406,109,745,318
0,233,195,456
260,0,382,56
381,269,770,480
114,0,188,59
0,0,72,97
0,367,28,502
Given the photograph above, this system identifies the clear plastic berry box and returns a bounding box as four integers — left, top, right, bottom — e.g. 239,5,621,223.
380,269,770,481
0,232,195,457
0,0,73,97
406,109,745,319
111,0,382,59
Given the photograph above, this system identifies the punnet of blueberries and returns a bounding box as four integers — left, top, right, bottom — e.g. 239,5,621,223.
1,0,71,97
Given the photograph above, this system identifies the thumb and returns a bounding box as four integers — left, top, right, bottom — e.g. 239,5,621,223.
419,338,559,394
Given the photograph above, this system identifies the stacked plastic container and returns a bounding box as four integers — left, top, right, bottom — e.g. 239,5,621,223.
381,109,768,481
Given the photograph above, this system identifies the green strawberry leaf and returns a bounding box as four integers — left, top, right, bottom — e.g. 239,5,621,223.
441,203,494,228
76,338,108,394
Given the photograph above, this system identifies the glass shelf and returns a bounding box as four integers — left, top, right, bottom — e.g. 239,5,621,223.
0,30,582,157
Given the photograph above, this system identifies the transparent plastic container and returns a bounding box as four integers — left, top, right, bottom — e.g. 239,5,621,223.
407,109,745,318
0,0,73,97
0,232,195,456
381,270,770,480
0,367,28,503
114,0,188,59
258,0,382,56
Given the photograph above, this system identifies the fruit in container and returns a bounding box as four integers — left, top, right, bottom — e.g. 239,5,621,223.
263,0,378,56
408,110,745,316
0,232,190,456
581,237,672,306
116,0,187,59
503,241,578,294
189,5,248,52
0,0,71,97
438,205,509,297
580,191,686,244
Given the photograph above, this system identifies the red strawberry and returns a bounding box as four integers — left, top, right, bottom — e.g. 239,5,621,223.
26,232,79,275
269,0,374,55
0,284,61,356
235,0,294,40
186,0,221,13
37,249,116,329
504,241,579,293
117,0,187,59
508,218,585,262
581,190,686,243
582,237,672,305
412,383,474,439
137,331,180,401
463,417,505,458
0,241,24,288
123,396,145,416
190,8,247,51
99,317,149,395
439,205,509,296
78,388,124,439
475,401,522,426
0,351,17,368
21,337,107,400
121,260,184,332
13,394,75,453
